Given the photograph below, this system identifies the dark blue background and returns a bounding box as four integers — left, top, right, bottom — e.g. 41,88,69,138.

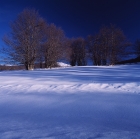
0,0,140,46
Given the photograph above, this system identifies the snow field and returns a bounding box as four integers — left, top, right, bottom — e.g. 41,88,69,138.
0,65,140,94
0,64,140,138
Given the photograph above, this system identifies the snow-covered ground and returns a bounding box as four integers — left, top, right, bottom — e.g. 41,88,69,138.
0,64,140,138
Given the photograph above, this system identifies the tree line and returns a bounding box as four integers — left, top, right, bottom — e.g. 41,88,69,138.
1,9,140,70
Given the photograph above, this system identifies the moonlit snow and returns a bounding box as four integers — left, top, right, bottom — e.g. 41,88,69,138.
0,64,140,139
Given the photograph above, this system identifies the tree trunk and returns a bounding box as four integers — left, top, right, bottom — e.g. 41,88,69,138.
40,62,43,68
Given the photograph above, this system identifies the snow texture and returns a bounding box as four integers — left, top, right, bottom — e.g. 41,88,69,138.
0,64,140,139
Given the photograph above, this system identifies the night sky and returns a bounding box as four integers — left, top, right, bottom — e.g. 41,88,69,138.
0,0,140,47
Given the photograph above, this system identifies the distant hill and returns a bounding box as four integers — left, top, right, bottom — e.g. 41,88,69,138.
116,57,140,65
0,65,25,71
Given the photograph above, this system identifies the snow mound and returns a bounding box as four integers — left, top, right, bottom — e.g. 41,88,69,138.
57,62,70,67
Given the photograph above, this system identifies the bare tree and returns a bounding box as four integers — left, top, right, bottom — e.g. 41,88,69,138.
87,34,103,65
108,25,130,65
3,9,45,70
42,23,65,68
60,38,72,63
87,25,130,65
98,26,110,65
37,43,45,68
70,38,86,66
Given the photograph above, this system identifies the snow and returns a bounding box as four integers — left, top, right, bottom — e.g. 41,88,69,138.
57,62,70,67
0,64,140,138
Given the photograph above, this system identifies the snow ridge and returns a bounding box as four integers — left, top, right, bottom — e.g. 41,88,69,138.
0,65,140,94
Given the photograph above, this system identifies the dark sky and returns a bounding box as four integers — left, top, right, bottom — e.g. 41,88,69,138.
0,0,140,46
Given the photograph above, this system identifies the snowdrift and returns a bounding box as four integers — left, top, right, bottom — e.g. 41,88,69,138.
0,64,140,94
